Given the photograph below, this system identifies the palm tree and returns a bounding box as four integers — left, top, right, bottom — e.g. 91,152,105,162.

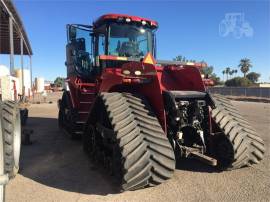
229,69,237,78
174,55,182,61
182,57,186,62
233,69,238,77
222,70,226,81
225,67,231,80
239,58,252,77
229,70,234,79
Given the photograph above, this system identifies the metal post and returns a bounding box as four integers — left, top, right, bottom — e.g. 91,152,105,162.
30,55,33,96
9,16,14,74
20,36,24,96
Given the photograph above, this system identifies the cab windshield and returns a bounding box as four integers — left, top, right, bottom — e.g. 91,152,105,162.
108,23,154,58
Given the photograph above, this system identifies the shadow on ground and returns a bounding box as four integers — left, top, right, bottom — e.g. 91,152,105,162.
176,158,217,173
20,117,119,195
20,117,218,195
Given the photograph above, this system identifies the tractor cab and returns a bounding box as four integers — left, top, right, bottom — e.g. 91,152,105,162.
66,14,158,78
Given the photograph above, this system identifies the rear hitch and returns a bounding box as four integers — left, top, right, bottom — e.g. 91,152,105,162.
190,151,217,166
180,145,217,166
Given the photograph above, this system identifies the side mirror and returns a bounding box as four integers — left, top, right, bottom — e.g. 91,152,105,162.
69,26,77,40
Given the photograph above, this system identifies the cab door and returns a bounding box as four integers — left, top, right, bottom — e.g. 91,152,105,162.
66,24,93,78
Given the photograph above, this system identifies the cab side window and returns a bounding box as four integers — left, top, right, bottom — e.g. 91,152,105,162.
67,25,93,77
98,34,105,55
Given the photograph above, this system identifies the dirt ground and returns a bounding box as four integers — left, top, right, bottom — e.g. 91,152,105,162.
5,99,270,202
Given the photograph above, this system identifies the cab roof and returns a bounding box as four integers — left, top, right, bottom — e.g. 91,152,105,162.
93,13,158,28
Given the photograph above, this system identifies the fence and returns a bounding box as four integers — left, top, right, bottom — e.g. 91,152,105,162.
208,87,270,98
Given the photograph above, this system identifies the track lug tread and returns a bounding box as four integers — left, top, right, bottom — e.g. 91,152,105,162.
211,94,265,170
86,93,175,191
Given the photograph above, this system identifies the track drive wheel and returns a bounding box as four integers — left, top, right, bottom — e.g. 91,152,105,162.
83,93,175,191
0,100,21,178
211,94,265,169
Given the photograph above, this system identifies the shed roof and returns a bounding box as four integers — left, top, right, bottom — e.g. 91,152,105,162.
0,0,32,55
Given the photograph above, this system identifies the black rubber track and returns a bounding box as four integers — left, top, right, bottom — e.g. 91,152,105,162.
0,100,21,178
58,91,81,139
211,94,265,169
100,93,175,191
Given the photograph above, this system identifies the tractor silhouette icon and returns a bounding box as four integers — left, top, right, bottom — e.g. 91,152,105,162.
219,13,253,39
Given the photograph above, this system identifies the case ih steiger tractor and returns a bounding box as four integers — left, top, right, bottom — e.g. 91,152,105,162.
58,14,265,191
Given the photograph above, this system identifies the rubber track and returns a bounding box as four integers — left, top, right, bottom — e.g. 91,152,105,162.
211,94,265,169
1,100,20,178
100,93,175,191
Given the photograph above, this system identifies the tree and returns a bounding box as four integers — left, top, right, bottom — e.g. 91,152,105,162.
222,70,226,81
228,69,237,79
173,55,183,62
211,73,223,85
54,77,65,87
238,58,252,77
229,70,234,79
246,72,260,83
225,67,231,80
225,77,252,87
182,57,186,62
201,65,214,76
174,55,198,63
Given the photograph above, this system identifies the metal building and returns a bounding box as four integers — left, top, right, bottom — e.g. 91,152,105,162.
0,0,33,98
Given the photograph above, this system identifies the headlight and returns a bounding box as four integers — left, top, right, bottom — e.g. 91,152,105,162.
123,70,131,75
135,70,142,76
140,28,146,33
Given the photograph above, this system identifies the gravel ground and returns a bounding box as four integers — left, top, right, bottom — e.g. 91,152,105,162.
5,100,270,202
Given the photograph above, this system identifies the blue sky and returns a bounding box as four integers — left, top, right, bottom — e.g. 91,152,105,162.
2,0,270,82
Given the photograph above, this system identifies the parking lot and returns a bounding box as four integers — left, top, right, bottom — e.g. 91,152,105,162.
5,99,270,202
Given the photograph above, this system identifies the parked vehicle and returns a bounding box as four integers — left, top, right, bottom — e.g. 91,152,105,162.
58,14,264,191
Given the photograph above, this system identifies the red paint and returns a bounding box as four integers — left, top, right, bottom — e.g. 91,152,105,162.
94,13,158,28
67,14,208,133
67,59,205,133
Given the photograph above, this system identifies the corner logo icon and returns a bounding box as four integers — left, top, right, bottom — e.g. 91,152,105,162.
219,13,254,39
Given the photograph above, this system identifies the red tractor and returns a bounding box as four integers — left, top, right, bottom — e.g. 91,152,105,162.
58,14,265,191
